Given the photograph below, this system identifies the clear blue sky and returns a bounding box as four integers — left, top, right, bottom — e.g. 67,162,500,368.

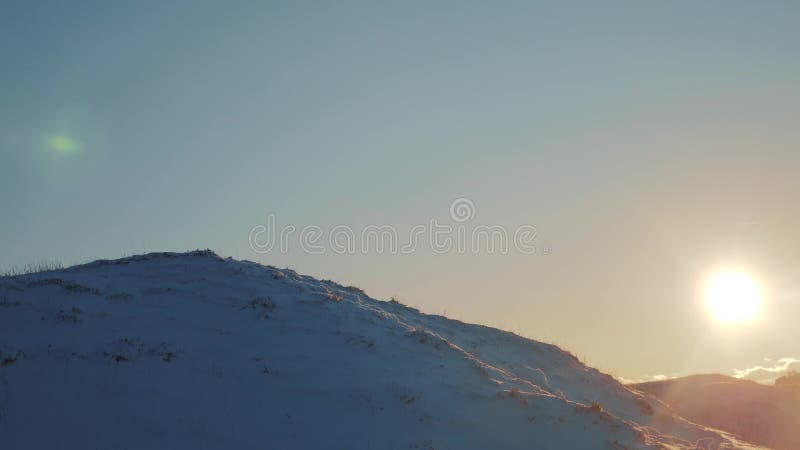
2,1,799,381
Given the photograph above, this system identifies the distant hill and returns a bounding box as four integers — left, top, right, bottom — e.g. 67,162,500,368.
0,251,760,449
774,371,800,388
634,374,800,449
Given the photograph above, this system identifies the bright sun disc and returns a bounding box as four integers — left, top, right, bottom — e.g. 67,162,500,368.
705,271,761,323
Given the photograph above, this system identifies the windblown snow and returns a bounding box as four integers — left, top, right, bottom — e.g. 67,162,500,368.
0,251,763,449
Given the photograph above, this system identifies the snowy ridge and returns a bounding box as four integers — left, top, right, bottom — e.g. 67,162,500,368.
0,251,762,449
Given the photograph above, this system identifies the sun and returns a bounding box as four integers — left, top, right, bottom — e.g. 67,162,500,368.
704,270,762,323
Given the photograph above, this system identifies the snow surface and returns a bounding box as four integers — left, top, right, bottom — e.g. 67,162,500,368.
0,251,764,449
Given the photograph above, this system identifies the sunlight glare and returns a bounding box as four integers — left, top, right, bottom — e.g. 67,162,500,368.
705,270,762,323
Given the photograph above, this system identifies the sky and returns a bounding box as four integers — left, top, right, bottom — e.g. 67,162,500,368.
2,0,799,382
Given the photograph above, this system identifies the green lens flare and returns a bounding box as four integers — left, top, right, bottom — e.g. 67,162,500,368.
48,135,80,153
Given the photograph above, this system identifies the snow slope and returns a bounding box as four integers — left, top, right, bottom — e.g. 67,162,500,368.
0,251,762,450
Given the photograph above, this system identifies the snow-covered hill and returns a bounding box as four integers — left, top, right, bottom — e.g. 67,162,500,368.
0,251,762,449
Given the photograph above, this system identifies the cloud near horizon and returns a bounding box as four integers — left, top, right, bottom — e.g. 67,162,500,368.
733,357,799,383
617,374,671,384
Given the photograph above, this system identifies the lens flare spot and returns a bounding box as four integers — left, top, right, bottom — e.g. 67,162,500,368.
49,135,80,154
